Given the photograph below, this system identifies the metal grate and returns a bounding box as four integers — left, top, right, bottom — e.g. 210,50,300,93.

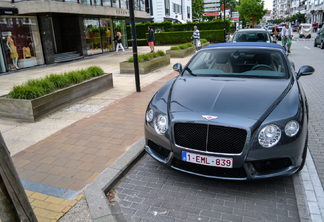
252,158,292,173
148,140,170,158
171,158,247,178
174,123,247,154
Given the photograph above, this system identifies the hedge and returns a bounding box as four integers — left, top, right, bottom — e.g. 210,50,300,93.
127,39,148,46
127,20,230,40
145,30,224,45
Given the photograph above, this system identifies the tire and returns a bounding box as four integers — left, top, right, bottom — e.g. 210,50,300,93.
297,137,308,172
321,41,324,49
314,40,317,47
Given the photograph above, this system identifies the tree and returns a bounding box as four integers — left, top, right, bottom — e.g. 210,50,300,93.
286,13,306,24
236,0,267,27
192,0,205,22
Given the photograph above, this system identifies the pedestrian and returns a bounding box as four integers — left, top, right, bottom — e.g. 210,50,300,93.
191,26,200,52
148,25,155,53
114,28,125,54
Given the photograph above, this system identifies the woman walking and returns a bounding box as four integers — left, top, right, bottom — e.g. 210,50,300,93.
114,28,125,54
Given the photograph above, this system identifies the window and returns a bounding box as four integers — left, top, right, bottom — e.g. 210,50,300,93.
187,6,190,18
173,3,180,13
165,0,170,16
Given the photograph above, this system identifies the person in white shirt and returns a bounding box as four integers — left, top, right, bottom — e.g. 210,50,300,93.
281,23,293,53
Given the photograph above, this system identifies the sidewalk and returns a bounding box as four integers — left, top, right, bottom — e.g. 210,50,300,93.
0,45,191,221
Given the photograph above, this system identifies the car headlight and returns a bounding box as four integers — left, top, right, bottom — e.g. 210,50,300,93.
285,120,299,137
154,115,167,135
258,124,281,148
146,109,153,122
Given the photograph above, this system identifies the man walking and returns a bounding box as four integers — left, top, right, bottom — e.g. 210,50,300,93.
191,26,200,52
148,25,155,53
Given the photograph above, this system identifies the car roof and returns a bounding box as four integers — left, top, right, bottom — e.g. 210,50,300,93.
235,28,269,33
203,42,285,51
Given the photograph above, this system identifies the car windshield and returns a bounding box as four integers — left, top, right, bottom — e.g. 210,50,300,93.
233,32,270,42
186,49,289,79
302,25,311,29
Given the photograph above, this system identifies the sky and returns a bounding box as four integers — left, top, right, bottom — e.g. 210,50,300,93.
264,0,273,10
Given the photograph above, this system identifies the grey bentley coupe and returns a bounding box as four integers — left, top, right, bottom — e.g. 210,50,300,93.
144,42,314,180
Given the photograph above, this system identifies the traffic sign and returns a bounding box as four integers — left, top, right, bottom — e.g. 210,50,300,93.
203,12,220,16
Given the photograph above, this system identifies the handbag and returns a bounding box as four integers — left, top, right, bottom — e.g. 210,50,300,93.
197,40,201,47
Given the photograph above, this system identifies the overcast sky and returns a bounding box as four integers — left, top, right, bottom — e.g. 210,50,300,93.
264,0,273,10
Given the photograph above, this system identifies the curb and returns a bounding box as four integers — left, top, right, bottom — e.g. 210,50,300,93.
83,137,145,222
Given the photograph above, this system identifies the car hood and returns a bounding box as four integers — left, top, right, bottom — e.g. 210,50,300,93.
170,76,291,121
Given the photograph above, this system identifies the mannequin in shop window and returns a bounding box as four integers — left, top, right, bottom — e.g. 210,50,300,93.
23,44,32,59
6,32,19,69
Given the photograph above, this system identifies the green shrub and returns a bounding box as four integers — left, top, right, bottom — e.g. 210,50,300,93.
7,85,45,100
127,50,166,63
127,39,147,46
146,30,224,45
170,46,180,50
7,66,105,100
200,39,208,44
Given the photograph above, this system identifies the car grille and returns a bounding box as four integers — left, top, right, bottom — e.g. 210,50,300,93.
252,158,292,173
174,123,247,154
171,157,247,178
148,140,170,158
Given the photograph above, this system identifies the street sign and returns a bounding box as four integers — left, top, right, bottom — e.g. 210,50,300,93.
204,7,220,12
204,0,220,3
205,3,220,7
203,12,220,16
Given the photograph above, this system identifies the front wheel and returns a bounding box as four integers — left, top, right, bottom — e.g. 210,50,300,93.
321,41,324,49
314,40,317,47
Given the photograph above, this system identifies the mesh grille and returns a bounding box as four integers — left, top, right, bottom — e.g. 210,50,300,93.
172,157,247,178
174,123,247,154
174,123,208,151
207,125,247,153
252,158,292,173
148,140,170,158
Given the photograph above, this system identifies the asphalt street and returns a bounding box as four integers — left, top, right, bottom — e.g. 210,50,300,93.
108,38,324,222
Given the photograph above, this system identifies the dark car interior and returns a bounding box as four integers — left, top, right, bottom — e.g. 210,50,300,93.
187,49,288,78
233,32,270,42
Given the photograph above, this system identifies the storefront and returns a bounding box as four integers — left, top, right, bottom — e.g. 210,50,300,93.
83,17,128,56
0,8,44,73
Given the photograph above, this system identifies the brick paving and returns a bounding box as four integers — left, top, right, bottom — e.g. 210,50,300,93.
12,72,178,193
111,155,300,222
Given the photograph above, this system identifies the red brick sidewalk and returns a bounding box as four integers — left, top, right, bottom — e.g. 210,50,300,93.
12,71,178,192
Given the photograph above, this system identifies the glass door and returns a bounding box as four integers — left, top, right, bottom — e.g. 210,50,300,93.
100,19,113,52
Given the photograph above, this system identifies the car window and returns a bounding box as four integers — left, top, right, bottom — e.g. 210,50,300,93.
186,49,288,79
233,32,270,42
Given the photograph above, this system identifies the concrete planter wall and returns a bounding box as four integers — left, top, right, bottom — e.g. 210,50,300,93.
166,46,195,58
0,73,113,122
120,54,170,74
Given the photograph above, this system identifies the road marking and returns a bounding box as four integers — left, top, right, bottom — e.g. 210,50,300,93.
304,46,310,49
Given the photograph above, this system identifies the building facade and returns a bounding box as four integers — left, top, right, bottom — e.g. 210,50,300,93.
146,0,192,23
272,0,324,24
0,0,146,74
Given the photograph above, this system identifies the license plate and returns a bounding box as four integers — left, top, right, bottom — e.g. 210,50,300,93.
182,151,233,168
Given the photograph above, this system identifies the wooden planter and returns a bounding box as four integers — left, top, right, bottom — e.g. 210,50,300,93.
120,54,170,74
166,46,195,58
0,73,113,122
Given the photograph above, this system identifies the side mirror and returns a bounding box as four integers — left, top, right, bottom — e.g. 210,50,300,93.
173,63,182,74
296,65,315,79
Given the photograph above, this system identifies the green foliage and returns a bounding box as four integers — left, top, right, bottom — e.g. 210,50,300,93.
127,50,166,63
285,13,306,24
170,46,180,50
7,66,105,100
192,0,205,21
128,39,148,46
7,85,45,100
200,39,208,44
146,30,224,44
236,0,267,26
127,20,230,40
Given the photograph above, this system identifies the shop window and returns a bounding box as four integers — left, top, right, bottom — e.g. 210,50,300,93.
165,0,170,16
0,16,44,71
112,0,119,8
80,0,91,5
100,19,113,52
92,0,102,6
113,20,128,50
187,6,190,18
120,0,128,9
83,19,102,55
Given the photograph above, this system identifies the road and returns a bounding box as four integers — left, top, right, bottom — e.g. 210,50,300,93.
110,38,324,222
